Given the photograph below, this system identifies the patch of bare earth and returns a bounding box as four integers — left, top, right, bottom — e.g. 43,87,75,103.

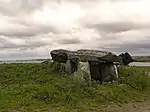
99,100,150,112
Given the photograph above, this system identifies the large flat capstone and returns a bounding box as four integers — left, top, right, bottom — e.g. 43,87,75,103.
50,49,121,63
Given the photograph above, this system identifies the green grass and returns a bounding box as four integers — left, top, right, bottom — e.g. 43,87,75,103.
133,56,150,62
135,59,150,62
0,63,150,112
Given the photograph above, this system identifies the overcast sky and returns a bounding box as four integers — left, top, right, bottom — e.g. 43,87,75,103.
0,0,150,60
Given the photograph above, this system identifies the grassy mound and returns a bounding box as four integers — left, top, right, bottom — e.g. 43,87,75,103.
0,63,150,112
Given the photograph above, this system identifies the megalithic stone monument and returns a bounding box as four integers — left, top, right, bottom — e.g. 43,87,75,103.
50,49,121,84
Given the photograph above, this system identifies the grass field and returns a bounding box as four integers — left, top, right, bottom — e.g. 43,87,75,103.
133,56,150,62
0,63,150,112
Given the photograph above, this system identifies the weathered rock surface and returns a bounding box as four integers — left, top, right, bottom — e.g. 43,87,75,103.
73,62,91,86
50,49,121,63
50,49,69,63
76,49,121,62
66,56,78,74
101,63,118,82
89,62,118,83
50,49,120,83
66,60,72,74
89,61,102,82
119,52,134,65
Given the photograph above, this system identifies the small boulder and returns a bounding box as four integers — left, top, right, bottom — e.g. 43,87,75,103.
50,49,68,63
119,52,134,65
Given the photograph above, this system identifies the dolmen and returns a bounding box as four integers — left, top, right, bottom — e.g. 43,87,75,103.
50,49,122,84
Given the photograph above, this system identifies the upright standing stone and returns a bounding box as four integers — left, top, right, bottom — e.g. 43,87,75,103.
66,56,78,74
114,64,119,79
66,60,72,74
73,62,91,86
101,63,119,82
89,61,103,83
70,56,78,73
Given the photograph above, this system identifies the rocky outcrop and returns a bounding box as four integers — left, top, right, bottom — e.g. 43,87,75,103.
50,49,69,63
119,52,134,65
50,49,121,83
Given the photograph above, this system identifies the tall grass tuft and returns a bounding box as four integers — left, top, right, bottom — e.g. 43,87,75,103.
118,66,150,91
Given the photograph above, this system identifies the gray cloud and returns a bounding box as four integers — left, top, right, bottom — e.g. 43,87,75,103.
0,25,59,37
57,38,81,45
0,49,48,60
101,38,150,54
0,0,44,16
0,36,52,50
87,22,150,33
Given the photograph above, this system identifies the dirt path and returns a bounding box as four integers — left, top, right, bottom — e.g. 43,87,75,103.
100,100,150,112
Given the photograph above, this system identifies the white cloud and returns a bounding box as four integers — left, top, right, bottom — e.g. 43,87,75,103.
33,3,85,27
